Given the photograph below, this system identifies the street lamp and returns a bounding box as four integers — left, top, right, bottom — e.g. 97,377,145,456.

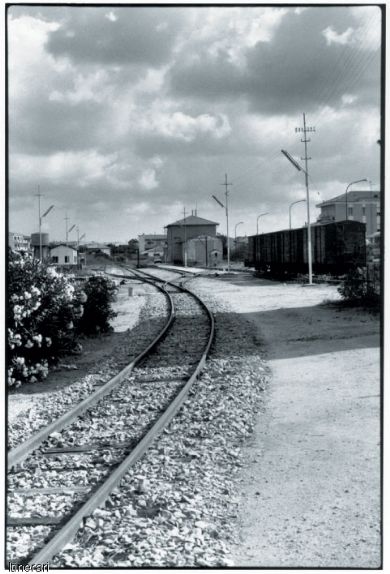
68,224,76,242
281,148,313,284
256,212,269,235
289,199,306,230
235,221,243,243
345,179,368,220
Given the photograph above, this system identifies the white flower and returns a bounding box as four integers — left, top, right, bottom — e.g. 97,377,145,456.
24,291,32,300
25,340,34,348
15,357,25,365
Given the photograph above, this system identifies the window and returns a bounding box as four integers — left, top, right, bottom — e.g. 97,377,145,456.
52,256,58,263
362,207,366,216
64,255,69,263
348,207,353,216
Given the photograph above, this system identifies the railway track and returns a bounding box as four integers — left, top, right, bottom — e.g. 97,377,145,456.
7,267,214,565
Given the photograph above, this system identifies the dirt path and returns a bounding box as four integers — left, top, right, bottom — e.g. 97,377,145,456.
205,274,381,568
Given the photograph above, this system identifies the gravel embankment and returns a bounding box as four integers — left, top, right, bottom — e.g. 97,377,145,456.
48,281,268,567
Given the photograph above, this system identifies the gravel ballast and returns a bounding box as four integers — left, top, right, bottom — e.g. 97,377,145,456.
7,273,268,567
51,292,268,567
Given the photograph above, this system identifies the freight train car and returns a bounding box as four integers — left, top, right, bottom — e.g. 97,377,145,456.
248,220,366,276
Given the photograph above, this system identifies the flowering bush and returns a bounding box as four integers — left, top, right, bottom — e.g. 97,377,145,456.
7,251,86,387
7,252,118,387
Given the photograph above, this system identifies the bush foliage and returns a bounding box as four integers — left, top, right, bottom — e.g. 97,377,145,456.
337,266,380,306
7,251,117,388
78,276,117,334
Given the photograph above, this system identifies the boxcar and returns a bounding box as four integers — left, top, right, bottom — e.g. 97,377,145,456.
248,221,366,276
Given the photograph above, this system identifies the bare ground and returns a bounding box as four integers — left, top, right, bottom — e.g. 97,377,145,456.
196,273,381,568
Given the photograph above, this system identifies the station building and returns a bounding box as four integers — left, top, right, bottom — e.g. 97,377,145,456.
165,213,219,265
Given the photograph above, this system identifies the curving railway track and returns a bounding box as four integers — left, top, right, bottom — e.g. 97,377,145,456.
7,267,215,565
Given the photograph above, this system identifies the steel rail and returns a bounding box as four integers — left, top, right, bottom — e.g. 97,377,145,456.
8,275,174,469
27,269,215,565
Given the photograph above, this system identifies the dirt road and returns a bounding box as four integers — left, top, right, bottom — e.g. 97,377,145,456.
206,274,381,568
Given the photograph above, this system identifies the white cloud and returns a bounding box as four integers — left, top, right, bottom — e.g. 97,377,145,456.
140,111,231,142
10,150,117,183
341,94,358,105
49,70,111,104
8,14,62,98
105,11,117,22
323,26,354,45
138,169,159,190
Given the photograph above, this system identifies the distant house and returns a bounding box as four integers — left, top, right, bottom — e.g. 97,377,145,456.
50,244,78,266
9,232,31,253
138,234,167,254
84,242,111,256
316,191,380,236
165,213,219,264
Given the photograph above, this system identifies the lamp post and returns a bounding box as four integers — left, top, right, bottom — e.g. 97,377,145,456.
235,221,243,244
281,148,313,284
256,212,269,235
289,200,306,230
345,179,368,220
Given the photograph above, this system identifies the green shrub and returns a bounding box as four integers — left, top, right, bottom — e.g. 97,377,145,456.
338,267,380,306
77,276,117,334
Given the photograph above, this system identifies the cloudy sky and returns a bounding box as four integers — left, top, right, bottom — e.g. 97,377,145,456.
8,4,382,243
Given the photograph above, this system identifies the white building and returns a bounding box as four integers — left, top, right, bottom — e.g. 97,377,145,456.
50,244,78,266
316,191,380,236
9,232,31,252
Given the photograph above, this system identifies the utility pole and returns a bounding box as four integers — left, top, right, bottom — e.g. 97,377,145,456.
183,206,187,267
65,213,70,246
295,113,315,285
35,186,43,261
221,173,233,272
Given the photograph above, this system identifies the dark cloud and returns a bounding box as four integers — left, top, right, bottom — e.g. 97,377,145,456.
10,98,105,154
168,7,381,114
46,7,186,67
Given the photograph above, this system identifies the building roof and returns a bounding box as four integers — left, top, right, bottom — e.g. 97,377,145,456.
317,190,380,208
166,215,219,227
50,244,78,252
139,234,166,239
